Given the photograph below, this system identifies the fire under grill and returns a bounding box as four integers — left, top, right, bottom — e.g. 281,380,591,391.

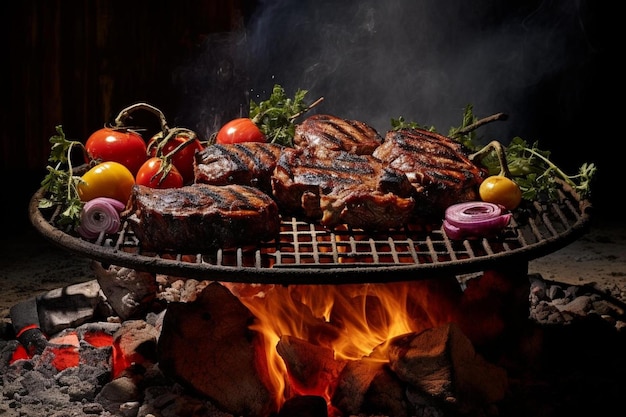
29,180,591,285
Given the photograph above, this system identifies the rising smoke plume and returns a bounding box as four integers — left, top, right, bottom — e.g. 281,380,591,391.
175,0,597,148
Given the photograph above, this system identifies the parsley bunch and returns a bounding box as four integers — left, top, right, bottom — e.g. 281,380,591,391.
38,125,87,229
496,137,596,201
250,84,323,146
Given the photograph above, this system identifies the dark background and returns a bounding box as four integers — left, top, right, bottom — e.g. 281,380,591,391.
1,1,621,238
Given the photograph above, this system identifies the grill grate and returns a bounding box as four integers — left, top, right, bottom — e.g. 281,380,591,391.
29,182,591,285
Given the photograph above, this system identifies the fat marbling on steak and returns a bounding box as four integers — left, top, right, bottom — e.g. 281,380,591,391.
373,128,488,216
124,183,280,253
272,146,415,231
193,142,284,195
294,114,383,156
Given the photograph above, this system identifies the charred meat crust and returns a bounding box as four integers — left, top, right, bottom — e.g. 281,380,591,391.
194,142,284,194
125,184,280,253
373,128,487,213
272,147,415,230
294,114,383,155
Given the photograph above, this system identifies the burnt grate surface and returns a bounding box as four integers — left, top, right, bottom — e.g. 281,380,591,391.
29,182,591,285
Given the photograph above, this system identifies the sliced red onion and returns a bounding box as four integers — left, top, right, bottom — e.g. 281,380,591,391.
443,202,512,240
77,197,125,239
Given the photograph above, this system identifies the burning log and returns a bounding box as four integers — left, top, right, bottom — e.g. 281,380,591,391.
332,358,409,417
111,319,159,378
157,282,278,417
387,322,508,414
276,335,347,397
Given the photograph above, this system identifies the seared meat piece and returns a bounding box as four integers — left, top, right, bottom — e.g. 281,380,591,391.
272,147,415,230
194,142,284,194
294,114,383,156
372,128,487,214
124,184,280,253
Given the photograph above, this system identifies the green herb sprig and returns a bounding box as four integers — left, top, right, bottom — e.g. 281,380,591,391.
498,137,596,201
250,84,323,146
392,105,596,203
38,125,86,229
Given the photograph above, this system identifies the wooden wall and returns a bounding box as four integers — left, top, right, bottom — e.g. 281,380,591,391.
2,0,254,231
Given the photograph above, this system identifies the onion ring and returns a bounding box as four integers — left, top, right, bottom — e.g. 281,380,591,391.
77,197,125,239
443,201,512,240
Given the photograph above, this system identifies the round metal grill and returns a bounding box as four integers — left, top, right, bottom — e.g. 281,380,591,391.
29,181,591,285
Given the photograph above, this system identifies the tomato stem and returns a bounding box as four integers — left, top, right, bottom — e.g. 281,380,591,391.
469,140,512,178
148,127,199,159
114,102,169,132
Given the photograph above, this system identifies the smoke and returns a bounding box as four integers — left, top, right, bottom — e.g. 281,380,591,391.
175,0,595,147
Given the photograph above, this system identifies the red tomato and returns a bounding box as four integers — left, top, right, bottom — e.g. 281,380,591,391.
135,157,184,189
85,128,147,175
148,132,204,184
215,118,266,144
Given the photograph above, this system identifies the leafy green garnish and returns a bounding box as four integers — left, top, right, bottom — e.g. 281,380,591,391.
250,84,322,146
38,125,86,229
496,137,596,201
392,106,596,203
390,116,434,132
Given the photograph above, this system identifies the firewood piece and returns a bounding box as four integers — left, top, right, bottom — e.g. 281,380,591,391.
158,282,277,417
113,319,159,378
387,322,507,414
333,359,409,417
92,262,158,320
276,335,347,395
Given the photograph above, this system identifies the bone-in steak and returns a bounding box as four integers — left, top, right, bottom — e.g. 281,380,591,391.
272,146,415,230
124,184,280,253
373,128,487,215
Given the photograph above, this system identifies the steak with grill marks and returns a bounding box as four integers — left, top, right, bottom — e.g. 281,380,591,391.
372,128,488,215
294,114,383,156
194,142,284,195
124,183,280,253
272,147,415,230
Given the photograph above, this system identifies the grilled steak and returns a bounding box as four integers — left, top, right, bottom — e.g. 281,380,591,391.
294,114,383,156
372,128,487,215
194,142,284,194
124,184,280,253
272,147,415,230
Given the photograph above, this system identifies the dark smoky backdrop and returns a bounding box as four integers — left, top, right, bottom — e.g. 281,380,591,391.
1,0,620,236
175,0,619,219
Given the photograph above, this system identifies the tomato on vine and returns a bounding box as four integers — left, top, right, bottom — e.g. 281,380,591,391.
136,157,183,189
85,128,147,176
148,128,204,184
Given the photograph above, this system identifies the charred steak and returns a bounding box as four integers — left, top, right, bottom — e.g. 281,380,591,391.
124,184,280,253
194,142,284,195
373,128,487,214
294,114,383,156
272,147,415,230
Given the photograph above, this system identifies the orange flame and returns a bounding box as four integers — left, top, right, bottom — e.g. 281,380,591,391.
224,277,463,408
